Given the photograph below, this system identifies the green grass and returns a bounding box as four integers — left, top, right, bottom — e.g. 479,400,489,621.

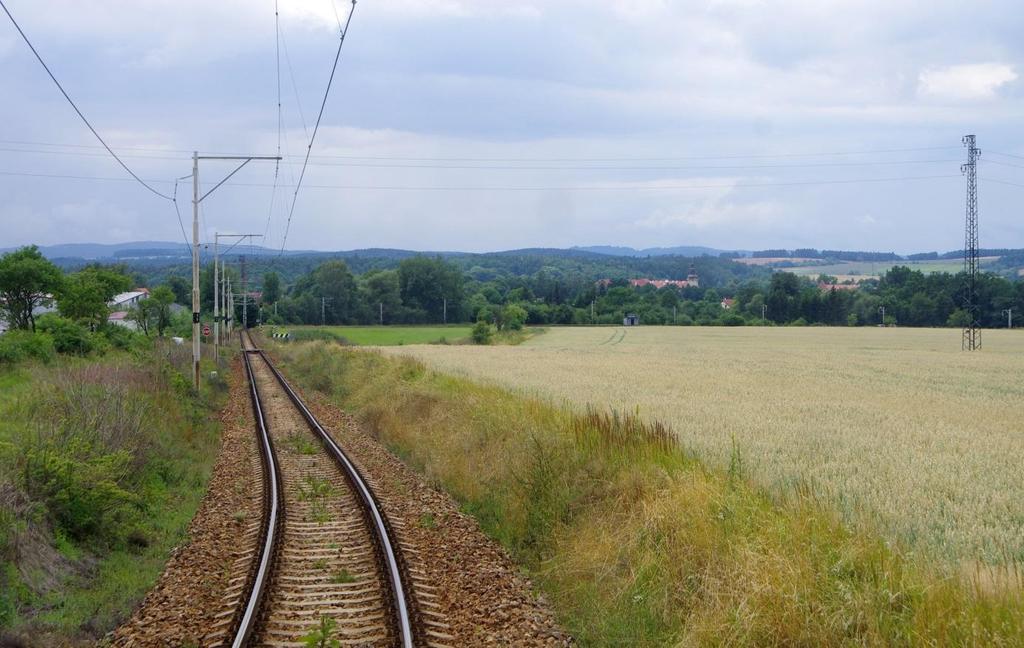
316,325,473,346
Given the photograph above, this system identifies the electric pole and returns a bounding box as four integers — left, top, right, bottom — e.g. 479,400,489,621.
1003,308,1013,329
879,305,886,325
214,233,262,358
443,297,447,324
379,302,383,326
191,153,200,388
962,134,981,351
322,297,333,326
762,304,767,321
241,254,248,330
190,152,280,387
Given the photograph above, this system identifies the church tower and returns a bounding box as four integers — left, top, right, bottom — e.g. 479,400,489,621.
686,263,699,288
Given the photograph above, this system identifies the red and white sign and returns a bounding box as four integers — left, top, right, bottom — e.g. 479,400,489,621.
202,324,211,337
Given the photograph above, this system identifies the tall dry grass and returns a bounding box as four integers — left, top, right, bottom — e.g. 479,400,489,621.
272,339,1024,646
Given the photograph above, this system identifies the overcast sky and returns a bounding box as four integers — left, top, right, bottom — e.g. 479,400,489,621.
1,0,1022,253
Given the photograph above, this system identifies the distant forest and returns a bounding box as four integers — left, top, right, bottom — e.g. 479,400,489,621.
98,248,1024,330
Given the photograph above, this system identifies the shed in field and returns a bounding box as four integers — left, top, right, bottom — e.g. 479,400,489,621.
623,313,639,326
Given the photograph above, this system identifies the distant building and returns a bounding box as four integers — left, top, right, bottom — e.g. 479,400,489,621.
600,263,700,291
107,310,137,330
109,289,149,311
720,298,735,309
627,278,696,289
817,282,859,292
623,313,640,326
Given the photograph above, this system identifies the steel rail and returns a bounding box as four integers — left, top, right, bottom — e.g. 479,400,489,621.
230,333,283,647
253,343,416,648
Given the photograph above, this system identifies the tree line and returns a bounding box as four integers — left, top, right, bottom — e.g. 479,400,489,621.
6,245,1022,341
247,254,1023,330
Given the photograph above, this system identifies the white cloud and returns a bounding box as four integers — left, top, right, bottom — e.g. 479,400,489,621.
917,63,1018,101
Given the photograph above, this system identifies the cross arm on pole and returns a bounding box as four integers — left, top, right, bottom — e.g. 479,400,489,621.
198,156,283,203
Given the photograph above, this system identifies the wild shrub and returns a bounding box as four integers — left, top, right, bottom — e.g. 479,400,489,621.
471,320,493,344
100,323,142,351
0,330,55,365
36,314,93,356
22,444,139,544
16,365,157,547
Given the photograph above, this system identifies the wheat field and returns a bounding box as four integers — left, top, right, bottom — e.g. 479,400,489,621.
382,326,1024,564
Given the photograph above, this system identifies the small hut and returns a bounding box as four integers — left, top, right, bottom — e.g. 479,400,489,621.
623,313,639,326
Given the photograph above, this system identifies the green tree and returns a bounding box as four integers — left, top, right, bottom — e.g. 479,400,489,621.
57,267,131,328
144,284,176,335
0,246,64,331
262,271,282,304
359,269,402,323
398,257,464,323
310,261,359,324
167,275,189,305
500,303,528,330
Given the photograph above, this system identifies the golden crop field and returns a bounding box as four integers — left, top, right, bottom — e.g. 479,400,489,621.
383,326,1024,565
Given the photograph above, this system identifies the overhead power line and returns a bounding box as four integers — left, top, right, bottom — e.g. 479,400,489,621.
280,0,358,254
0,138,963,164
263,0,284,247
981,176,1024,189
0,169,961,191
985,158,1024,170
0,145,965,172
0,0,174,201
988,150,1024,161
172,176,193,247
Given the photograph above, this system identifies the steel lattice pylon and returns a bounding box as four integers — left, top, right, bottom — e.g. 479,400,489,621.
961,134,981,351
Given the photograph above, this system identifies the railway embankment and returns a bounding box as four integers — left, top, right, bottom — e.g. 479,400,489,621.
0,342,224,644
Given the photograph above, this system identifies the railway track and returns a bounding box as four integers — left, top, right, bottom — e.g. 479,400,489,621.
220,330,418,647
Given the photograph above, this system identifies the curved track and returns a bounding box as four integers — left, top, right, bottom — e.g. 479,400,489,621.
228,330,417,647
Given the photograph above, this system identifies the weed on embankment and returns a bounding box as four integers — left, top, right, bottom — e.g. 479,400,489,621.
270,339,1024,646
0,343,225,640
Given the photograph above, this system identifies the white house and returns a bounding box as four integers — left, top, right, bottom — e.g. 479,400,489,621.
109,289,149,311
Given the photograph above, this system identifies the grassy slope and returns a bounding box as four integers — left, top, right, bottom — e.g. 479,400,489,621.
0,347,223,639
270,339,1023,646
290,325,473,346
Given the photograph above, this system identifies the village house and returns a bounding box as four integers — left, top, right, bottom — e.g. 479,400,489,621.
598,264,700,290
106,288,149,329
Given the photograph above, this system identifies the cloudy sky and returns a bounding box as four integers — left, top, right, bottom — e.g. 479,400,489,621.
1,0,1022,253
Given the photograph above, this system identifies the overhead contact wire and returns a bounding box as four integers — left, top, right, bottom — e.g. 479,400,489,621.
280,0,358,255
0,0,174,201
